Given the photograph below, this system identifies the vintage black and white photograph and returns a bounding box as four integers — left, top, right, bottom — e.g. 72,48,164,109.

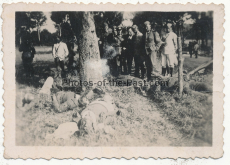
14,10,214,147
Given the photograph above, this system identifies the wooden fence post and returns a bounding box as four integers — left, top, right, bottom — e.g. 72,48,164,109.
177,19,183,96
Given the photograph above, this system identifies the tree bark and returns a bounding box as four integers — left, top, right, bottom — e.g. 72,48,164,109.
177,36,183,96
78,12,103,90
177,20,183,96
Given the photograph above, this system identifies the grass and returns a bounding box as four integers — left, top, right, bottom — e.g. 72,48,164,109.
15,46,213,146
149,90,212,144
183,54,212,73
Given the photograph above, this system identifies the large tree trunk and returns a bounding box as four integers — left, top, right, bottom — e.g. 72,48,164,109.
78,12,103,90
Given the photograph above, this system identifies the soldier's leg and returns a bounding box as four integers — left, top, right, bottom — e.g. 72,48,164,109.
68,56,74,71
161,53,167,76
126,56,130,75
28,58,34,77
118,55,122,75
166,65,170,76
150,51,160,76
123,55,128,74
134,56,140,77
140,56,146,79
54,57,59,71
29,63,34,77
195,51,198,58
99,45,103,58
113,56,119,76
107,59,112,74
145,55,152,81
22,60,29,77
109,58,115,76
168,53,174,77
120,55,124,74
127,55,133,75
59,60,64,71
116,55,120,75
59,60,66,78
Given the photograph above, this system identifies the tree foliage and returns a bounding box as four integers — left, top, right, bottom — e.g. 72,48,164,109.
29,12,47,28
15,12,47,30
15,12,47,45
16,11,212,47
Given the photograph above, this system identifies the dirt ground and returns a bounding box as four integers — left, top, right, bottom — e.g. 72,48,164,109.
15,46,212,146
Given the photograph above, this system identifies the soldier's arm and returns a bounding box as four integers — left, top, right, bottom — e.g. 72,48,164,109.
155,32,162,51
64,43,69,57
173,33,178,52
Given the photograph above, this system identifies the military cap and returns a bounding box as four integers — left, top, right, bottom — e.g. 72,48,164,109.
132,24,138,29
166,19,173,24
117,25,123,30
144,21,151,26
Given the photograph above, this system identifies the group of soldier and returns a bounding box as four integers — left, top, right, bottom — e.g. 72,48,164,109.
98,20,178,81
19,13,179,81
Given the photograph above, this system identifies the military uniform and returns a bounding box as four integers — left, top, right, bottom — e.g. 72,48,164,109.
19,40,36,77
60,21,75,69
133,31,145,78
143,30,162,80
123,34,135,75
107,28,124,76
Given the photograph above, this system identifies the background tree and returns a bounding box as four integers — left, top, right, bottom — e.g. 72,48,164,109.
40,29,58,46
29,12,47,43
15,12,31,46
51,12,82,39
15,12,47,45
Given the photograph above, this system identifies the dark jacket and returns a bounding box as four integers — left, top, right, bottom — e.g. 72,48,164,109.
123,35,135,57
19,42,36,62
133,31,144,56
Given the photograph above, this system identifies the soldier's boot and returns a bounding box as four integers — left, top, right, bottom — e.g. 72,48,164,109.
166,65,170,76
162,67,166,76
169,67,173,77
119,66,122,75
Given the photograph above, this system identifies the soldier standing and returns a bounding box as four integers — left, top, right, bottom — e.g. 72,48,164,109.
123,27,135,75
98,23,111,59
132,25,145,78
143,21,162,81
194,42,199,58
19,37,36,77
161,21,178,77
107,26,119,76
115,25,125,75
189,41,193,58
52,36,69,78
60,14,76,70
